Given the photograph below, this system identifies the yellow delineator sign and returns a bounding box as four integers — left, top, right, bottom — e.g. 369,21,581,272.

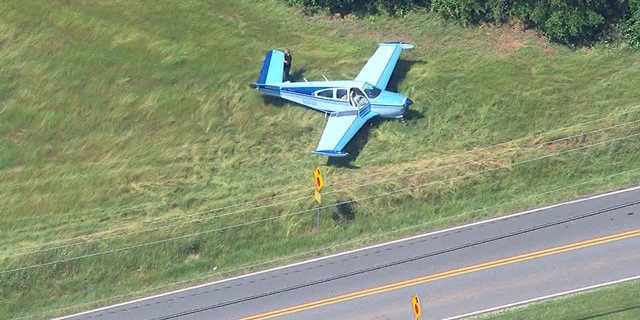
411,294,422,319
313,166,324,191
314,190,322,204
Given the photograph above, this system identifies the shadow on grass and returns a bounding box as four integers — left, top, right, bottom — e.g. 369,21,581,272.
571,305,640,320
325,117,383,168
262,68,307,107
288,68,307,82
387,60,426,93
405,108,425,121
262,95,287,107
325,107,424,167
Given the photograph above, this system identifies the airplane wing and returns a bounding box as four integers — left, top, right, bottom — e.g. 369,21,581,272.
354,42,414,90
312,110,379,157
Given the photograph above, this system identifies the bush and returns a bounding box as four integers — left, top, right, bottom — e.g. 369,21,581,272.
283,0,426,15
511,0,627,45
281,0,639,46
624,0,640,47
430,0,510,25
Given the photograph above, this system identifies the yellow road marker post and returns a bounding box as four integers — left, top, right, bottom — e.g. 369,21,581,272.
313,166,324,236
411,294,422,319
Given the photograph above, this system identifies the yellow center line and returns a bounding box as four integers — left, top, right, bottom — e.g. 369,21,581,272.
235,227,640,320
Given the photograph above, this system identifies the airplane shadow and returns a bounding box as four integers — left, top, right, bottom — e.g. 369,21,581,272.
326,117,383,168
405,108,425,121
288,68,307,82
262,95,287,107
386,60,425,93
262,68,308,107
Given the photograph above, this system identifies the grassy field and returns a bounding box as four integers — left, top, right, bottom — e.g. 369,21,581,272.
478,280,640,320
1,0,640,318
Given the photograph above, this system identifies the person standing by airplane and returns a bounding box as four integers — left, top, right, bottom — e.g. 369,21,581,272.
283,49,292,81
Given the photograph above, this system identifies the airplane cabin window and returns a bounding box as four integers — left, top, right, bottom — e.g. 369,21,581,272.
352,88,366,97
363,83,382,99
317,89,334,98
337,89,348,100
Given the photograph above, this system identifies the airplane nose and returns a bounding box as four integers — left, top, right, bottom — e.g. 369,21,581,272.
405,98,413,108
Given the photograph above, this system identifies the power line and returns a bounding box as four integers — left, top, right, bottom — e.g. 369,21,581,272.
318,106,640,188
5,106,639,229
322,117,640,196
3,120,639,260
3,131,639,273
4,117,639,259
13,166,640,320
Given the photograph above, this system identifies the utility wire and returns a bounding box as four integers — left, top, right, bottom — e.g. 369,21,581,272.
5,106,640,227
13,166,640,320
3,130,639,273
3,119,639,260
4,117,640,259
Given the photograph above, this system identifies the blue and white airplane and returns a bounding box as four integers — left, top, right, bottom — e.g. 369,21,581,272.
252,42,414,157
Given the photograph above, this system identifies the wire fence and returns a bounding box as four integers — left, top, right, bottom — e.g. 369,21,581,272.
4,105,640,228
12,165,640,320
3,129,640,273
3,115,640,259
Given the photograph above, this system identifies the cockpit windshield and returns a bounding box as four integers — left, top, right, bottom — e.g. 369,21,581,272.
363,83,382,99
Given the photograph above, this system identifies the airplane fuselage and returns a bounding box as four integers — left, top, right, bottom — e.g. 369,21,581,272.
256,80,412,119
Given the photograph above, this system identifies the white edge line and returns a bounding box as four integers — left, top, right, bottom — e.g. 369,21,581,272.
439,275,640,320
54,184,640,320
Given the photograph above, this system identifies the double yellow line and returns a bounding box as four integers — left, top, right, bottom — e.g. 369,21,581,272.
235,227,640,320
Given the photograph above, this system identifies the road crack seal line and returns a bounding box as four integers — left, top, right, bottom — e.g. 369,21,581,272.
70,200,640,320
237,228,640,320
131,199,640,320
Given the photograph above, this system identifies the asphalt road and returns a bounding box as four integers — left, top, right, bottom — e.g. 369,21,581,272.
60,186,640,320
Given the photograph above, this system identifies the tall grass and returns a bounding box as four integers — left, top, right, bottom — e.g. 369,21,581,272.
1,0,640,318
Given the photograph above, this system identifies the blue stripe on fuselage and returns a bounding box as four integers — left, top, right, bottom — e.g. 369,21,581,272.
281,86,332,96
277,85,404,117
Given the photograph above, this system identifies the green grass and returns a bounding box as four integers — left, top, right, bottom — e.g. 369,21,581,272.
478,280,640,320
1,0,640,319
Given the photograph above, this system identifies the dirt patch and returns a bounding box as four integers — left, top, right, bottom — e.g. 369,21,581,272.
581,46,595,54
480,23,529,54
11,131,28,146
495,32,528,53
407,174,423,186
185,253,200,263
479,23,557,56
543,45,558,57
543,135,587,150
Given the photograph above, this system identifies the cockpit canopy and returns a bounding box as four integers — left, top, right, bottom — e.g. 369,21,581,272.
363,82,382,100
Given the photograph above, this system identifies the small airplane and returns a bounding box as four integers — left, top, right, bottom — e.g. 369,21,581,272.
252,42,414,157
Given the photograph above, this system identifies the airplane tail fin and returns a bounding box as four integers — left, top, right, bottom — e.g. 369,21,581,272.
255,50,285,86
